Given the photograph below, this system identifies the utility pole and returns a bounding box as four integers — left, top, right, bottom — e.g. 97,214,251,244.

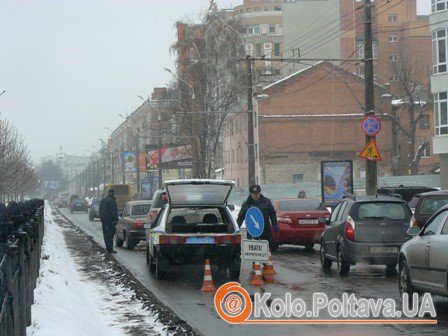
364,0,377,195
246,56,256,186
135,135,141,195
121,143,125,184
158,115,163,189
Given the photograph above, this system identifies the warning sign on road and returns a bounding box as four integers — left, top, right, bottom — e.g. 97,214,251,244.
241,239,269,262
359,139,382,161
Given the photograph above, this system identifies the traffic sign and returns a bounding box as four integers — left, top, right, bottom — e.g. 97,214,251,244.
361,115,381,136
245,207,265,238
359,139,382,161
241,239,269,262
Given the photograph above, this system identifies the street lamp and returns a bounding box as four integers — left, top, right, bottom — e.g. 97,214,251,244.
163,67,195,99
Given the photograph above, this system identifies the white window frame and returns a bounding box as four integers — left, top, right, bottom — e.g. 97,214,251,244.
435,92,448,136
389,53,399,62
388,35,398,43
388,14,397,22
432,0,448,13
433,28,447,74
421,143,431,158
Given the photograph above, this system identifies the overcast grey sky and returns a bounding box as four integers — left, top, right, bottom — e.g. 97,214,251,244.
0,0,431,163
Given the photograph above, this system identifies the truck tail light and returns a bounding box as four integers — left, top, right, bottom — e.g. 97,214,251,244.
216,235,241,245
345,215,355,242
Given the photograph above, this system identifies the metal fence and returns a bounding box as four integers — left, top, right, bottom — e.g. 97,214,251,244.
0,199,44,336
228,175,441,205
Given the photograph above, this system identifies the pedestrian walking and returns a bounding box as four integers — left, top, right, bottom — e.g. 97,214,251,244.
298,189,307,198
99,189,119,253
237,185,278,246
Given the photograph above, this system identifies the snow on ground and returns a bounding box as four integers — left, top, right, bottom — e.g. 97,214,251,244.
27,202,168,336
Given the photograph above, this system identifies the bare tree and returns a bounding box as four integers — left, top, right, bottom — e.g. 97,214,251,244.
0,117,35,200
390,52,432,175
168,7,245,178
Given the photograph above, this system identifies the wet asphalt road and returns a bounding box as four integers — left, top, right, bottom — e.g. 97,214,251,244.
60,208,448,336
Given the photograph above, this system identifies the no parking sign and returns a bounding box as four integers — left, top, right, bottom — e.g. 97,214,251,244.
361,115,381,136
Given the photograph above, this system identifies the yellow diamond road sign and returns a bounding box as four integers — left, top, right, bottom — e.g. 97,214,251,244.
359,139,382,161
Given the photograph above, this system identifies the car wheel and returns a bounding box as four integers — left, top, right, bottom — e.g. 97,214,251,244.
320,244,332,270
229,257,241,281
337,247,350,277
125,234,137,250
399,259,416,296
155,254,166,279
115,233,124,247
305,243,315,252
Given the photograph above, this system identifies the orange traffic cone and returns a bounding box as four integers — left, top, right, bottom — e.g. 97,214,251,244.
250,262,264,286
201,259,216,292
262,251,277,276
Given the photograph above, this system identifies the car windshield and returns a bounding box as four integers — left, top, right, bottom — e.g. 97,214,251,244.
352,202,410,220
278,199,327,211
131,204,152,216
420,197,448,215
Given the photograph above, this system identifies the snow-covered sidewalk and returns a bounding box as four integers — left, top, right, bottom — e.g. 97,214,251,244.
27,203,171,336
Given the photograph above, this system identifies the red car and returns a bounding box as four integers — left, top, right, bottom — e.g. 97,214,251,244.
271,199,330,252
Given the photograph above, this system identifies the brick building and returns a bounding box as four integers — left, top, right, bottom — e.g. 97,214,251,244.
224,61,394,185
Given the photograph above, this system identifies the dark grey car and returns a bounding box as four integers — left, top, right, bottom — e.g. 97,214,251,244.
399,205,448,298
320,196,412,276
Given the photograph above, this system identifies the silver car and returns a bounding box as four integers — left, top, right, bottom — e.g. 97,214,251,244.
399,205,448,298
145,179,242,280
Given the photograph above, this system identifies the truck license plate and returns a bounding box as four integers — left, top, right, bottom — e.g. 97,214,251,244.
299,219,318,224
370,247,398,253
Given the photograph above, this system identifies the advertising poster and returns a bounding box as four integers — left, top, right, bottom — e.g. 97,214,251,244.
321,160,353,207
122,151,137,172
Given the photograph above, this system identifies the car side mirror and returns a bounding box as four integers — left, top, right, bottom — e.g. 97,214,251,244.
228,204,235,211
407,226,421,236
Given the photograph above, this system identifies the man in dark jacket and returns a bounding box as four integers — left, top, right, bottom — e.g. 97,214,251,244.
237,185,278,244
99,189,119,253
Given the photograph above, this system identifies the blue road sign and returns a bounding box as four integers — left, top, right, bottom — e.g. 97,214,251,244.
245,207,265,238
361,115,381,136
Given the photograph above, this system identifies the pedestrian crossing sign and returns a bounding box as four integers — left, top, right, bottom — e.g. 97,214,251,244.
359,139,382,161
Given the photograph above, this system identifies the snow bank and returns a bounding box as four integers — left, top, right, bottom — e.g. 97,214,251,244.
27,203,167,336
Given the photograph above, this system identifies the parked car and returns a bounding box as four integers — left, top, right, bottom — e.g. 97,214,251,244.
410,191,448,228
115,200,152,249
399,205,448,298
88,199,100,221
377,186,438,203
69,197,88,213
271,198,330,252
146,189,167,224
320,195,412,276
146,180,241,280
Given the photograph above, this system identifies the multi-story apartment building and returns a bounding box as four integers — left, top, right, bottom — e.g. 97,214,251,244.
53,151,90,193
431,0,448,187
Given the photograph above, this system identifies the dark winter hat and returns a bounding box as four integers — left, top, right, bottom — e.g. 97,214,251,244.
249,185,261,194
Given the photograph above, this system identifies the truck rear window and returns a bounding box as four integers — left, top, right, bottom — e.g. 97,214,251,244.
113,185,129,195
131,203,152,216
352,202,410,220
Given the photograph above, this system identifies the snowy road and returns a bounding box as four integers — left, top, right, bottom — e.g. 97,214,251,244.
59,208,448,336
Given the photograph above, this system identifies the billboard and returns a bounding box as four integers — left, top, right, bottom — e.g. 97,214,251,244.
321,160,354,207
145,145,193,170
122,151,137,172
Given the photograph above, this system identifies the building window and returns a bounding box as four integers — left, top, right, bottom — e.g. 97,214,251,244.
389,74,399,81
421,143,431,158
433,29,447,74
255,7,261,12
255,43,262,57
293,173,304,183
274,6,281,11
432,0,448,13
274,43,280,56
388,14,397,22
419,114,430,129
357,43,378,60
245,44,253,56
389,53,399,61
388,35,398,43
435,92,448,135
269,24,276,33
